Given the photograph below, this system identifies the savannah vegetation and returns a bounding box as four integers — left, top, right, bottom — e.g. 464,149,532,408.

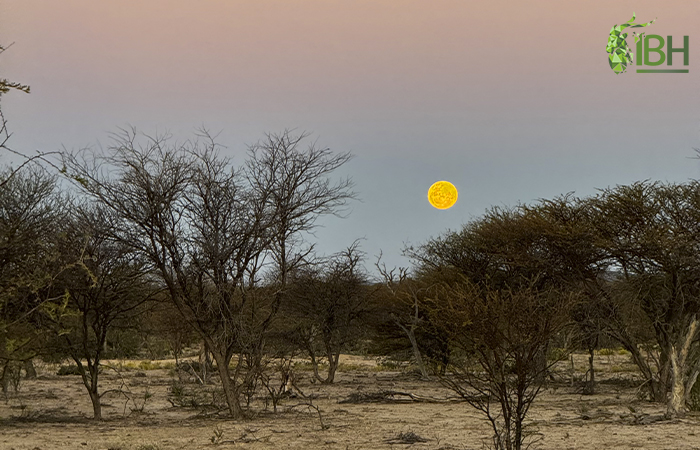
3,44,700,450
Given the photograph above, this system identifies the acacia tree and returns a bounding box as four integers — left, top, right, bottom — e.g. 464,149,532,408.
409,198,601,449
429,278,575,450
64,131,269,418
40,205,157,419
245,130,355,286
286,242,369,383
235,130,355,391
372,260,456,378
374,263,431,378
0,165,66,389
590,181,700,417
410,196,606,376
63,128,354,418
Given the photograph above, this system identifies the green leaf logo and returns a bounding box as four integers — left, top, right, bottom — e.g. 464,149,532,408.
606,13,656,74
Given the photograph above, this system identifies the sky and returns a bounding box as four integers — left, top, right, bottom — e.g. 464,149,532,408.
2,0,700,272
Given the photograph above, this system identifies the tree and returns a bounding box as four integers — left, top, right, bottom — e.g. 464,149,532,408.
240,130,356,389
63,130,264,418
62,128,355,418
245,129,355,286
590,181,700,417
0,165,65,390
414,182,700,418
40,205,157,419
285,242,369,383
373,260,456,378
430,278,574,450
409,196,605,379
408,199,595,449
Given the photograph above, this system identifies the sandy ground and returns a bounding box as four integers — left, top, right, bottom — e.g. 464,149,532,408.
1,354,700,450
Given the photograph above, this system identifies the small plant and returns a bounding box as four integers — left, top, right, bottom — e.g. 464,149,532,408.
289,398,328,430
384,431,429,444
44,389,59,400
166,381,222,408
598,348,615,356
57,364,82,376
375,356,408,371
13,400,39,421
210,425,224,444
129,386,153,413
575,402,590,419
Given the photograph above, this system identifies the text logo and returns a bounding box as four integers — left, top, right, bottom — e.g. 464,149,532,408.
606,13,689,74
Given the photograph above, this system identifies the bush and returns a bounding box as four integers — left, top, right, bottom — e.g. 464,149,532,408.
548,347,568,362
56,364,82,376
167,382,224,409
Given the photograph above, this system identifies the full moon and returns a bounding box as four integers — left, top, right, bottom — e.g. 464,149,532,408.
428,181,458,209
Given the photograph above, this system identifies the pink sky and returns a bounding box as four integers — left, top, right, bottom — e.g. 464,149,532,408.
2,0,700,268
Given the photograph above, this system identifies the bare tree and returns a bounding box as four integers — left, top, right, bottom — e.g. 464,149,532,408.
285,242,369,383
42,205,158,419
245,129,355,286
62,128,355,418
63,129,261,418
241,130,356,387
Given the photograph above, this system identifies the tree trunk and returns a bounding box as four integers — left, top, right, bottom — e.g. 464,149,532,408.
683,366,700,407
212,351,243,419
325,352,340,384
77,362,102,420
666,318,699,418
584,346,595,395
88,387,102,420
307,347,325,384
395,317,429,379
619,339,665,402
1,361,10,395
23,359,37,379
669,348,687,417
199,340,213,384
407,327,429,379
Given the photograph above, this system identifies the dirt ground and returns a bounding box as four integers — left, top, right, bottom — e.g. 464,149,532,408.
1,353,700,450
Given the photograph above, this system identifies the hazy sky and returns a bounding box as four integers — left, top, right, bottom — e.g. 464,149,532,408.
2,0,700,271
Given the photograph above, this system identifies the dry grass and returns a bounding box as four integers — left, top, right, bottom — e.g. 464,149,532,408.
1,353,698,449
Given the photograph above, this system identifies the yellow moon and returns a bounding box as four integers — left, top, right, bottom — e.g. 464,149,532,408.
428,181,458,209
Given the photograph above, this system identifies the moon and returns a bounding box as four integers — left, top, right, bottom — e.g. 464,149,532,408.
428,181,458,210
